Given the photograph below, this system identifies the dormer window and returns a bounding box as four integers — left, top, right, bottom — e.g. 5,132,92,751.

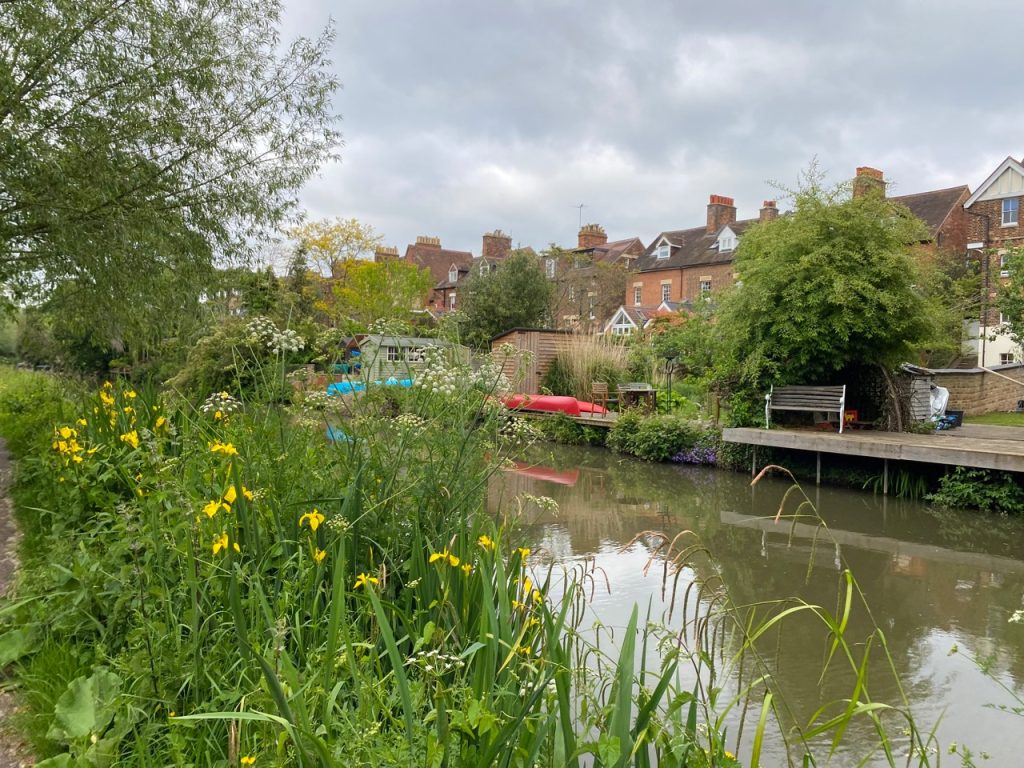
656,243,670,260
718,233,736,252
448,266,458,283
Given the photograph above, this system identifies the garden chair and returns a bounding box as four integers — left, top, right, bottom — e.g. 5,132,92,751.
591,381,609,413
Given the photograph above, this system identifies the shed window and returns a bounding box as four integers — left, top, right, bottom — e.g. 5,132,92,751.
384,346,400,362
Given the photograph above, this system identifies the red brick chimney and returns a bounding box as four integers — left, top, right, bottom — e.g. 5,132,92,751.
759,200,778,223
577,223,608,249
481,229,512,261
415,235,442,248
852,167,885,198
706,195,737,234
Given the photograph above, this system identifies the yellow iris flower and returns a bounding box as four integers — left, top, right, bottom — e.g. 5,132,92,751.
477,534,495,550
429,549,460,568
313,549,326,563
202,500,226,519
120,431,140,449
209,441,238,456
223,485,237,505
353,573,379,589
299,509,324,532
212,532,229,555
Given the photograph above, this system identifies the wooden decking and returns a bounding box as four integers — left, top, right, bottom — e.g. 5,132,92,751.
723,426,1024,473
517,410,620,428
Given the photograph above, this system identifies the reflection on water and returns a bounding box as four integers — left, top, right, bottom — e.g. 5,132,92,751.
490,444,1024,765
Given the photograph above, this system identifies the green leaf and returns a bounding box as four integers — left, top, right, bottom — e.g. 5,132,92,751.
46,668,122,743
0,628,34,667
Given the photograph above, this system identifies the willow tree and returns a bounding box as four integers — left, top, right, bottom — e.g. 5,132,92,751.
0,0,340,339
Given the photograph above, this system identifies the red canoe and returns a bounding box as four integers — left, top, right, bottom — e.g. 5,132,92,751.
500,394,608,416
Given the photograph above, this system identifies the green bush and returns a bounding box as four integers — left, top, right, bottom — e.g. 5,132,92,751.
607,412,703,462
927,467,1024,513
534,413,606,446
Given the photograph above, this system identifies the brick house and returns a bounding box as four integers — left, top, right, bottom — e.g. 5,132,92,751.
963,156,1024,367
548,224,645,332
852,166,971,253
424,230,516,313
628,195,777,310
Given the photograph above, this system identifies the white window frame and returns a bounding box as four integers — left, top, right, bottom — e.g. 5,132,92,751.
611,324,633,336
384,346,400,362
1000,352,1015,365
448,266,458,283
588,295,596,320
661,284,671,303
633,285,642,306
656,244,670,260
1000,251,1010,278
700,279,712,297
718,235,735,252
406,347,425,363
545,258,556,278
448,292,456,311
568,286,575,302
1002,198,1019,227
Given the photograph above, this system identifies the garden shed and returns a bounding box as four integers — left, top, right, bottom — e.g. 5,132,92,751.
356,335,467,381
490,328,574,394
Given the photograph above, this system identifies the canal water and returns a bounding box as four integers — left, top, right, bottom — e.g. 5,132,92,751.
492,444,1024,765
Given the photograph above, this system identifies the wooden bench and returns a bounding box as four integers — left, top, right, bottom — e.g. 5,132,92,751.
765,384,847,434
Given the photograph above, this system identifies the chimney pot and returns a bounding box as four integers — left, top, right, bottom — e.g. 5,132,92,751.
481,228,512,262
759,200,779,223
853,167,886,198
707,194,737,234
415,235,442,248
577,223,608,249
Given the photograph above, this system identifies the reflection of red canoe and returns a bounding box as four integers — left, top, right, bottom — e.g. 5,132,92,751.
501,394,608,416
506,461,579,486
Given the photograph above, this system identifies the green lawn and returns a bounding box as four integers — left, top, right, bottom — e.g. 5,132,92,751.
964,411,1024,427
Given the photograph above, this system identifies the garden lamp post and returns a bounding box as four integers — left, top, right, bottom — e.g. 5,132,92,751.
665,356,678,413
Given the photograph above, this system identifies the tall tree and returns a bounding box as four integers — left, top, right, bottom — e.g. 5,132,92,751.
460,250,553,347
330,259,433,330
0,0,339,330
717,168,934,391
287,217,383,278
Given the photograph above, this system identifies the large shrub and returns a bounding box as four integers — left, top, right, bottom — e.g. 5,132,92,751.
607,412,705,462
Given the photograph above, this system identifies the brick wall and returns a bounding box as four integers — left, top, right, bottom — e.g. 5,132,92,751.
932,365,1024,414
936,189,971,253
626,263,736,306
967,199,1024,249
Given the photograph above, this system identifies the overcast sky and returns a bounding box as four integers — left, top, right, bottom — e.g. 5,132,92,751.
279,0,1022,255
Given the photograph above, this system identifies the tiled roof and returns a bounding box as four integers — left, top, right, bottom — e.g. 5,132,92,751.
636,220,755,272
434,265,470,290
890,185,970,239
572,237,646,263
404,244,473,286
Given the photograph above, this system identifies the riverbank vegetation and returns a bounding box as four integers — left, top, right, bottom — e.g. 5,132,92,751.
0,360,969,766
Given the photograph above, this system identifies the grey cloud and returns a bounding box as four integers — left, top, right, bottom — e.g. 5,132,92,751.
282,0,1023,254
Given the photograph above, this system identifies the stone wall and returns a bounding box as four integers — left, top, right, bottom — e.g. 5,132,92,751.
932,364,1024,414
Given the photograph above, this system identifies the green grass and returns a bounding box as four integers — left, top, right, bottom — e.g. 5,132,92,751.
964,411,1024,427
